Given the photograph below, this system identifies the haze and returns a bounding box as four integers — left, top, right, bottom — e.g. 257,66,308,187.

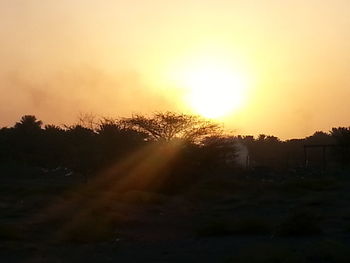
1,0,349,139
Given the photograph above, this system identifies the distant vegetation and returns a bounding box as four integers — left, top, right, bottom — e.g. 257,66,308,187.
0,112,349,191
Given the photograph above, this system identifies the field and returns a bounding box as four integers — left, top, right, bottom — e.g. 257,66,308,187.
1,164,350,262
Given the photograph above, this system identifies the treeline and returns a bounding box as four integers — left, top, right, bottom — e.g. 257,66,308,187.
0,113,349,177
236,130,350,170
0,113,226,178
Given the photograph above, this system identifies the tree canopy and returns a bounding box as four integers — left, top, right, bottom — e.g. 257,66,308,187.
14,115,43,133
123,112,222,143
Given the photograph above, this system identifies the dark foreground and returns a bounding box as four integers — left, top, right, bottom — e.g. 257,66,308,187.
1,165,350,263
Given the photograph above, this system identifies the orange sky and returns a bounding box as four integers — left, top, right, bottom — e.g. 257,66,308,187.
0,0,349,139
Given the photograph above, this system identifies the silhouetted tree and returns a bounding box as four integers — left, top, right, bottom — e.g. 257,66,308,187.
305,131,334,145
10,115,44,165
123,112,221,143
0,127,12,161
200,136,237,169
330,127,350,145
40,125,67,167
64,125,97,174
330,127,350,166
77,112,98,131
3,113,350,179
96,118,147,166
14,115,43,133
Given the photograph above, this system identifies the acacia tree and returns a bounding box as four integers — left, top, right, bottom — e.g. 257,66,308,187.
123,112,222,143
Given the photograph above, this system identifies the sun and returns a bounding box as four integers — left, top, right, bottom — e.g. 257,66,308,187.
183,62,247,119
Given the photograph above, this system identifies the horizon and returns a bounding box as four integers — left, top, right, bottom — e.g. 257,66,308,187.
1,0,349,139
2,112,348,141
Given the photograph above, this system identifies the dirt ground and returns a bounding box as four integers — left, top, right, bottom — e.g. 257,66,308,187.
1,169,350,262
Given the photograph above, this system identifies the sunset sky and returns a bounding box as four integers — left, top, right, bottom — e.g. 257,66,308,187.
0,0,349,139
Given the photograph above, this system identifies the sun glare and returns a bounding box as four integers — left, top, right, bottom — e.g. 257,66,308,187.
183,62,247,119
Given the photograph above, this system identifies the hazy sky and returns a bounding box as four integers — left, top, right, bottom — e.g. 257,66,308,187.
1,0,349,139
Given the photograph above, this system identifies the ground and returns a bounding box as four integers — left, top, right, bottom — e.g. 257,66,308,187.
1,165,350,262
